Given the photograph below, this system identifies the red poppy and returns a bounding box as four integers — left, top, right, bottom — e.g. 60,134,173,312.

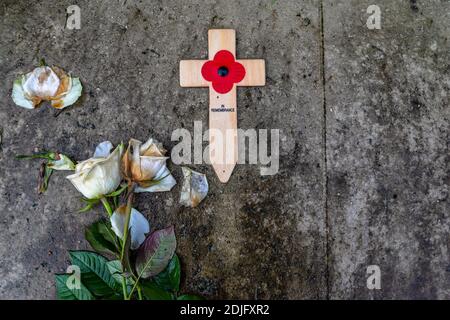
201,50,246,94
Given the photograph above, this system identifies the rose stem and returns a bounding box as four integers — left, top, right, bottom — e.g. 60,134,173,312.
100,197,113,217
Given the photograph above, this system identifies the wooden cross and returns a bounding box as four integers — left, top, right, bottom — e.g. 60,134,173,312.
180,29,265,183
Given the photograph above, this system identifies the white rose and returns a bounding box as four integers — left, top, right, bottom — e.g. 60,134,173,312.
66,142,123,199
12,65,82,110
122,137,176,193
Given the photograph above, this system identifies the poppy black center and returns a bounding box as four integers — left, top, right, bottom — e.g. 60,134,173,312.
217,66,229,77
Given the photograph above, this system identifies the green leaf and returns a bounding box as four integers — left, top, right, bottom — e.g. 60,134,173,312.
85,221,119,256
107,260,134,287
141,281,174,300
69,251,121,298
106,260,121,277
78,198,100,213
105,184,128,197
98,221,120,250
107,260,129,285
139,173,170,188
78,202,95,213
177,294,204,300
82,197,101,204
153,254,181,292
55,274,94,300
135,226,177,279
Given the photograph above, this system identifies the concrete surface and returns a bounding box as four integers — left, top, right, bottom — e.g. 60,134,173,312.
324,0,449,299
0,0,448,299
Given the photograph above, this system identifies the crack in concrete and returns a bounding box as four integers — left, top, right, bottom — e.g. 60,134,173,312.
0,127,3,153
319,0,330,300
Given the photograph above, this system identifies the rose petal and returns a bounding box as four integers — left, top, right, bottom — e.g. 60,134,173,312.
23,66,60,98
129,139,143,180
51,66,72,98
140,137,166,157
50,77,82,109
139,156,169,181
179,167,208,208
12,76,34,109
93,141,113,158
135,166,176,193
111,207,150,250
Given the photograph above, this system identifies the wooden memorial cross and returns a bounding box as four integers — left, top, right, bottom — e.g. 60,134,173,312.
180,29,265,183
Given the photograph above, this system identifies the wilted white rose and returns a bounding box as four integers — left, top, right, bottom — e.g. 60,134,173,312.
180,167,208,208
122,137,176,193
12,65,82,110
66,142,123,199
111,206,150,250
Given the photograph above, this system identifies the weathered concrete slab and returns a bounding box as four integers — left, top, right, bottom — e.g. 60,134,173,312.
324,0,449,299
0,0,326,299
2,0,448,300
